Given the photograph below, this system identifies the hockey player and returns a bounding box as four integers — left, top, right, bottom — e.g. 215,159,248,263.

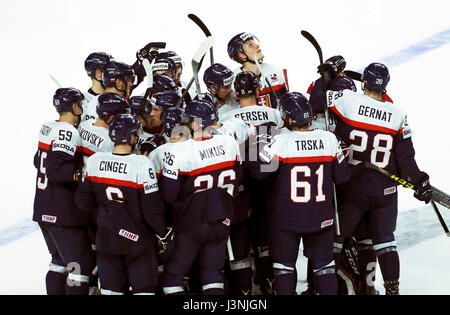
328,63,433,295
227,32,289,108
160,99,241,295
152,55,178,80
75,114,169,295
79,93,130,165
252,92,350,295
159,51,195,104
33,87,95,295
219,71,283,128
83,52,114,104
203,63,239,119
82,61,135,122
218,71,283,294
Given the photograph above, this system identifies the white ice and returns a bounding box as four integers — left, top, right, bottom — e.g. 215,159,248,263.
0,0,449,294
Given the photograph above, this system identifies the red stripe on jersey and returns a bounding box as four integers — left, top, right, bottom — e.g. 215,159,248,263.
260,83,286,95
307,82,314,94
80,146,96,156
180,160,237,176
280,156,334,163
86,175,143,189
283,69,290,92
382,93,394,103
330,106,400,135
38,141,51,151
194,136,213,142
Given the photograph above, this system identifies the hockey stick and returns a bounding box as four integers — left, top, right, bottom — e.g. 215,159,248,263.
192,36,215,96
253,55,281,109
175,36,215,108
362,161,450,236
301,30,341,236
343,70,362,82
49,75,62,88
188,14,214,66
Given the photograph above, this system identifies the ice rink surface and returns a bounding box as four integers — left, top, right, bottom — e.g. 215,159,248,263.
0,0,449,294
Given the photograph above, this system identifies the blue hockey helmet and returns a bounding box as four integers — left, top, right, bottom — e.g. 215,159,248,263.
203,63,234,90
152,55,178,77
227,32,260,63
96,92,130,120
194,92,219,110
84,52,113,77
128,96,152,118
53,87,85,113
362,63,390,92
102,61,136,87
234,71,260,97
328,76,357,92
162,107,185,132
150,90,181,113
182,99,217,127
158,51,183,69
152,74,179,93
324,55,346,76
280,92,312,128
109,114,141,145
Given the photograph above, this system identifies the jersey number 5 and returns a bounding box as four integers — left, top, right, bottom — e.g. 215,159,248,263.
37,151,48,190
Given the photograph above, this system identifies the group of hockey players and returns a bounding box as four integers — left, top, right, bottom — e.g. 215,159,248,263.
33,31,433,295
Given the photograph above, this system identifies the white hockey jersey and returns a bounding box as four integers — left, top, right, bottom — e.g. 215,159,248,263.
233,63,289,108
82,94,99,122
219,104,284,128
214,118,256,145
78,119,115,165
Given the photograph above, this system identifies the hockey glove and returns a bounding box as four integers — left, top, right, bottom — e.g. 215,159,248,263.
140,135,166,155
413,171,432,203
156,227,174,252
136,42,166,63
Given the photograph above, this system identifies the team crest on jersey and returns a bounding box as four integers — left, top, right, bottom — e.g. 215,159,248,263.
119,229,139,242
321,219,333,229
42,215,57,223
222,218,231,226
270,73,278,82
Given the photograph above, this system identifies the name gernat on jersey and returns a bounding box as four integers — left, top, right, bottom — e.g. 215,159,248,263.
33,121,83,226
80,152,164,243
161,135,241,232
326,89,420,196
258,129,350,233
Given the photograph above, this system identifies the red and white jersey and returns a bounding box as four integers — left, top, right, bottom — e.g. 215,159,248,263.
218,105,284,128
258,128,349,233
33,120,82,225
82,94,99,122
233,63,289,108
78,119,115,165
148,141,179,178
214,118,256,145
327,89,411,166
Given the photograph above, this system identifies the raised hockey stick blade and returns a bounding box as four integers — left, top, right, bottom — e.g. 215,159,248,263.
141,58,154,104
343,70,362,81
49,75,62,88
192,36,215,94
363,161,450,210
301,30,341,236
188,14,214,65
